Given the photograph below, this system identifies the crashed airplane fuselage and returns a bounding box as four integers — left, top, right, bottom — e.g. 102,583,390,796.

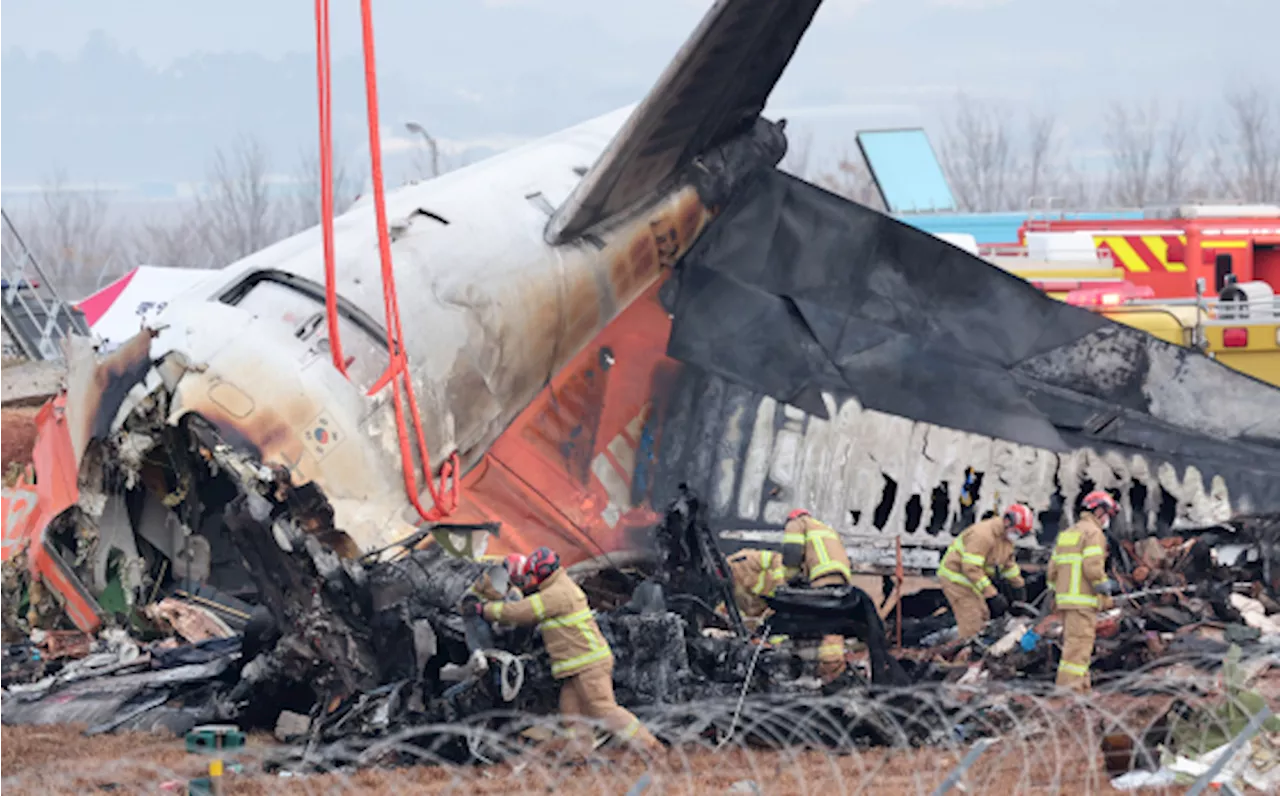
41,0,1280,632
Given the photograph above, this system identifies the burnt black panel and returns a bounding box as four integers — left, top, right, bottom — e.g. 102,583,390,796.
664,168,1280,514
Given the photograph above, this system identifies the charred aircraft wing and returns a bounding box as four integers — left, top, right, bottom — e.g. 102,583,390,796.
545,0,825,244
662,170,1280,511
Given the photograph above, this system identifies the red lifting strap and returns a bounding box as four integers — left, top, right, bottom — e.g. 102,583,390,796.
314,0,346,378
313,0,461,522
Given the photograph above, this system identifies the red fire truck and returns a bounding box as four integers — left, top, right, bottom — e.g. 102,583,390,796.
1015,204,1280,298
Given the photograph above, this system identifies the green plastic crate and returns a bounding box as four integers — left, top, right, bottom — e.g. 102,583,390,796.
185,724,245,755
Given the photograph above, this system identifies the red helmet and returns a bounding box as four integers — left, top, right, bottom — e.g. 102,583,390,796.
787,508,811,521
1082,490,1119,518
504,553,528,586
522,547,560,589
1002,503,1034,536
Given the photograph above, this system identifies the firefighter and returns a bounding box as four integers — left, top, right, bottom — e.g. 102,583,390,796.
1049,490,1118,692
504,553,527,591
469,553,526,602
937,503,1035,639
782,508,853,683
723,548,789,630
472,546,661,750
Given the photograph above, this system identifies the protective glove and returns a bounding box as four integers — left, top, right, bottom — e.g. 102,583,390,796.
1012,585,1027,604
1094,579,1118,596
986,592,1009,619
461,594,485,617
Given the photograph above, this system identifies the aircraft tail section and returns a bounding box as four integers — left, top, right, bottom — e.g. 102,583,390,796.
545,0,824,244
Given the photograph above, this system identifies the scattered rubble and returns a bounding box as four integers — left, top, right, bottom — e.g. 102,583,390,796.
4,366,1279,779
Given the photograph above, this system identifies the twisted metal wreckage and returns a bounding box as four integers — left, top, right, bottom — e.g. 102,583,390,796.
4,0,1280,768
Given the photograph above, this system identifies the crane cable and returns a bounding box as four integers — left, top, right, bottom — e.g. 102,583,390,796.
314,0,461,522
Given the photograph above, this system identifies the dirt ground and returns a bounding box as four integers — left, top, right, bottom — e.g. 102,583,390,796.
0,723,1164,795
1,406,39,474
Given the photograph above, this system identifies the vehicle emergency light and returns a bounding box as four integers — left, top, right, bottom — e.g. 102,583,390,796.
1063,283,1156,308
1222,328,1249,348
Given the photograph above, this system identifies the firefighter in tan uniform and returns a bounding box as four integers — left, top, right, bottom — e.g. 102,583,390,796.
1048,491,1118,692
469,553,527,601
782,509,853,683
937,504,1034,639
723,548,789,629
475,547,661,750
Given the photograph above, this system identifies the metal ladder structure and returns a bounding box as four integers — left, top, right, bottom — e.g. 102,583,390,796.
1,208,89,361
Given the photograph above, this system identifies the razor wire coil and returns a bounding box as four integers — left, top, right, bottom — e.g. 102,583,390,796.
4,643,1277,795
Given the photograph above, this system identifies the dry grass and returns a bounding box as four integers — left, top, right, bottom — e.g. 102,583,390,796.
1,719,1170,795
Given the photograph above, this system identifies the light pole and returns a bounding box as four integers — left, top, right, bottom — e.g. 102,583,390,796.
405,121,439,179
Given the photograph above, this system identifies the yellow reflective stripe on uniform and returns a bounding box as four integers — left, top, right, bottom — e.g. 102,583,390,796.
818,641,844,656
753,561,786,596
973,576,992,591
760,551,773,568
529,594,546,621
805,526,851,582
1058,660,1089,676
938,564,985,596
752,568,770,595
550,646,612,677
1051,552,1086,600
1082,545,1104,559
489,602,504,621
810,559,852,580
619,718,641,739
782,532,805,545
937,566,972,587
1056,594,1098,607
537,604,612,677
1057,530,1081,546
961,552,986,566
1001,564,1022,579
538,607,592,630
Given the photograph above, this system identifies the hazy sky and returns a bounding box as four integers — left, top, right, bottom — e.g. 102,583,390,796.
2,0,1277,190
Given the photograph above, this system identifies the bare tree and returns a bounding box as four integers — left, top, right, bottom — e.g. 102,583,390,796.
27,171,125,296
126,205,222,270
1056,159,1099,209
939,94,1015,212
194,135,284,265
290,150,364,233
1104,100,1161,207
1154,106,1196,204
1022,111,1061,206
815,151,884,210
1219,86,1280,202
